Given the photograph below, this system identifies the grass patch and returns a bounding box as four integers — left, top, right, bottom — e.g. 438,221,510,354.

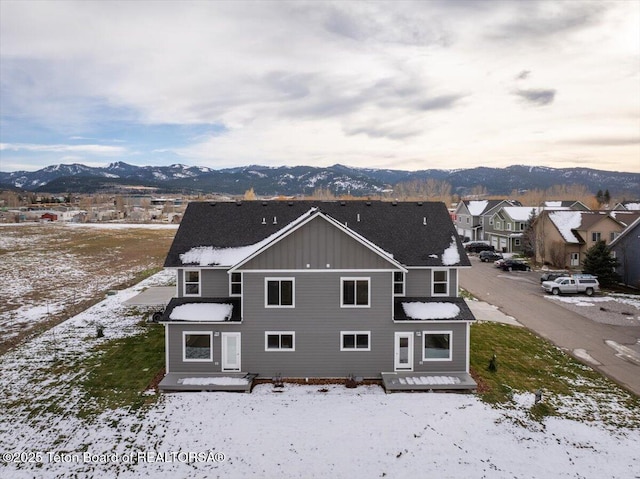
471,322,640,426
79,322,165,417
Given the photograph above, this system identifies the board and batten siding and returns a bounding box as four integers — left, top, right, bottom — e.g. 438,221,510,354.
239,215,397,271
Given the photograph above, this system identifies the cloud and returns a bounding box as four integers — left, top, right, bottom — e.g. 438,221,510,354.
0,143,126,154
513,88,557,107
0,1,638,174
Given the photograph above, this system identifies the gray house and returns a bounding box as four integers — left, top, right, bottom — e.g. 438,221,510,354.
609,216,640,289
159,201,476,392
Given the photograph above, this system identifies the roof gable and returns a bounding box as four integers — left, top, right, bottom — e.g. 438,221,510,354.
231,212,406,271
164,201,470,268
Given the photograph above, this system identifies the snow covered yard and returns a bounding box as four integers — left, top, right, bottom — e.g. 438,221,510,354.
1,273,639,478
0,223,176,346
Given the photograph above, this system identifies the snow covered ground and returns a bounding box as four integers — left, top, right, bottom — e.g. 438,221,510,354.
1,272,639,478
0,223,176,342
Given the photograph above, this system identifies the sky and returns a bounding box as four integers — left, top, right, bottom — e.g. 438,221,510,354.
0,0,639,173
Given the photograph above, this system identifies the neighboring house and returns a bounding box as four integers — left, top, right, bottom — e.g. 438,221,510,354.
484,206,538,253
541,200,590,211
158,200,476,392
612,201,640,211
453,200,519,242
534,211,626,268
609,217,640,288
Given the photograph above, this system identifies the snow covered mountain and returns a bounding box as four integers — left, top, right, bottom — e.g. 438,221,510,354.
0,162,638,196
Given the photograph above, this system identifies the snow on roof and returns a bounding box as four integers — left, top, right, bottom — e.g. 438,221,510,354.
545,201,562,207
502,207,538,222
549,211,583,243
180,208,318,266
623,202,640,211
169,303,233,321
467,200,489,216
402,302,461,320
441,236,461,266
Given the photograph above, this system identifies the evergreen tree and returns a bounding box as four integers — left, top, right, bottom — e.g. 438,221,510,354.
595,189,604,205
604,189,611,205
521,208,537,258
582,240,619,287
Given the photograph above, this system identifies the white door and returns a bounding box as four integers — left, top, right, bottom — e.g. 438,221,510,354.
221,333,241,371
570,253,579,267
394,332,413,371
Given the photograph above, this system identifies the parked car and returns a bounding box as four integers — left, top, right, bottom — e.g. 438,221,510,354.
465,242,495,253
500,259,531,271
494,258,506,268
541,274,599,296
479,251,503,262
540,271,569,283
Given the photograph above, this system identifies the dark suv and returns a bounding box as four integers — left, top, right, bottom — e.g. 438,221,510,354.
479,251,503,262
465,242,495,253
540,271,569,283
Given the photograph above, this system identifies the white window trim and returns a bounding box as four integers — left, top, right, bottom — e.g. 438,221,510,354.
340,277,371,308
506,223,512,231
431,269,449,297
340,331,371,351
183,269,201,297
264,331,296,351
264,277,295,308
229,272,242,297
393,271,405,297
182,331,213,362
422,330,453,361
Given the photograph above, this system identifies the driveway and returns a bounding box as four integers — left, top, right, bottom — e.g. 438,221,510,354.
460,256,640,397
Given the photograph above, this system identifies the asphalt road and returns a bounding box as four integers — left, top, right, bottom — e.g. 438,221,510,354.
459,256,640,397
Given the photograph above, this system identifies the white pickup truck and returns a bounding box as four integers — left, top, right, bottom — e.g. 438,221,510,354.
541,274,600,296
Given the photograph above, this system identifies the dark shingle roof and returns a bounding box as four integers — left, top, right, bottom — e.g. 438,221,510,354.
164,200,470,268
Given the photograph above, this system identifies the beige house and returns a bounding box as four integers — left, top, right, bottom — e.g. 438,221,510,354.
534,211,626,268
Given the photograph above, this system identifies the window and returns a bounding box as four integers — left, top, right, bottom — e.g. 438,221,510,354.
183,332,212,361
495,221,501,230
610,232,618,242
423,331,452,361
265,278,294,307
265,332,295,351
230,272,242,296
341,331,371,351
489,217,494,225
506,223,512,231
432,270,448,296
514,239,521,246
341,277,370,307
466,217,469,224
393,272,405,296
184,270,200,296
519,223,525,231
592,232,601,242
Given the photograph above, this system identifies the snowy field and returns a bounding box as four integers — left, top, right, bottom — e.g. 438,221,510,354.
1,271,639,478
0,223,176,344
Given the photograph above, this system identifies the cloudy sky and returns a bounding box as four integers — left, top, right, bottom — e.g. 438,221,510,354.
1,0,639,173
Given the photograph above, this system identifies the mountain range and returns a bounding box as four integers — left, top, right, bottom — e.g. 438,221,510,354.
1,161,638,197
